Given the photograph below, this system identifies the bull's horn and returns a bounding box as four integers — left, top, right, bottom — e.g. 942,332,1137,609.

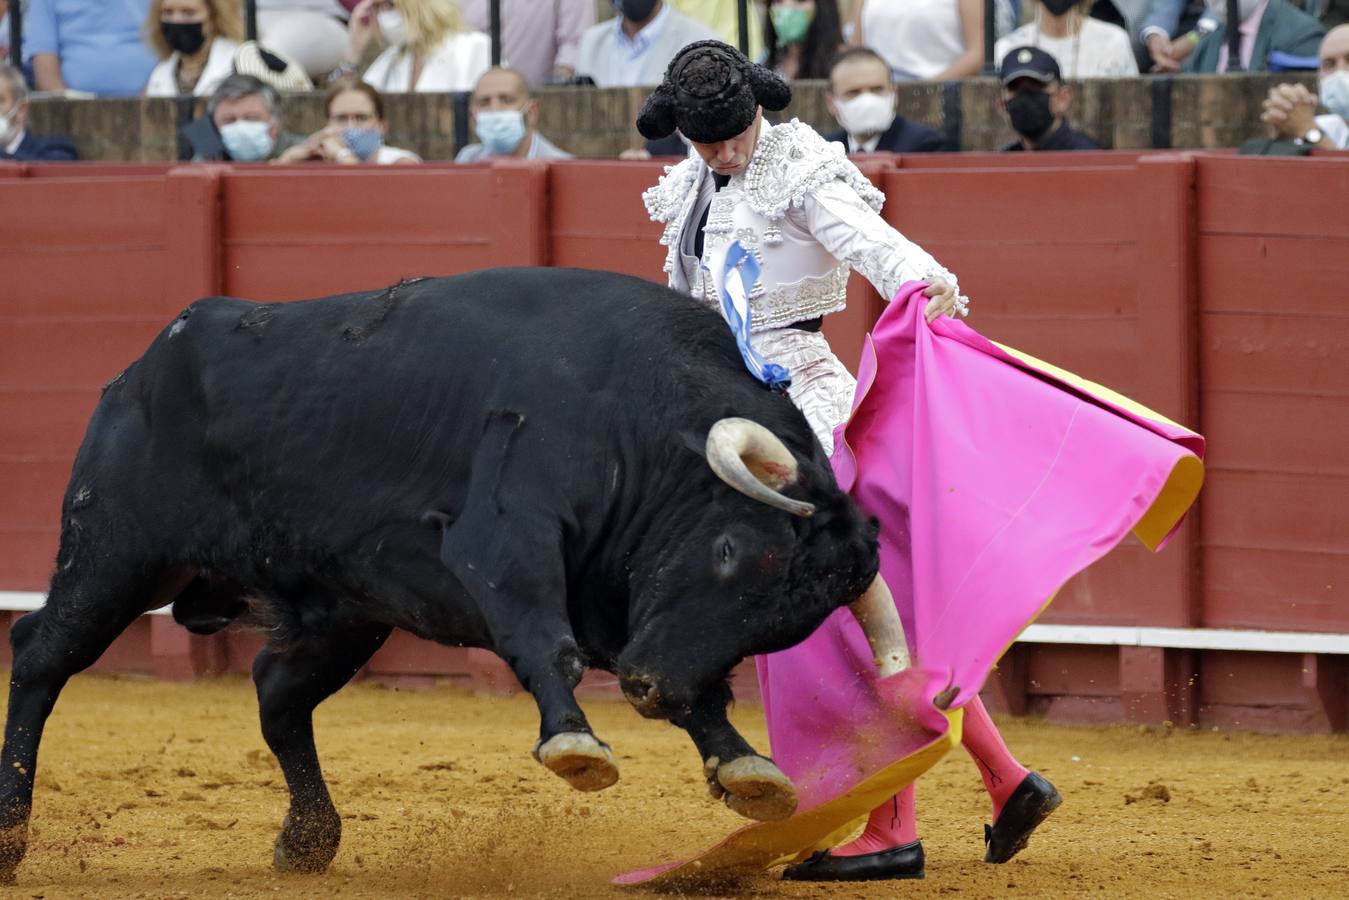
705,418,815,518
848,576,912,679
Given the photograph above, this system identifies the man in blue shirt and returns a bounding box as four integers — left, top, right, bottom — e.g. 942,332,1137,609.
24,0,158,97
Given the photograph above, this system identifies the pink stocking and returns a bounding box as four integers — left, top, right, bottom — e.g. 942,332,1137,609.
832,784,918,856
961,694,1029,822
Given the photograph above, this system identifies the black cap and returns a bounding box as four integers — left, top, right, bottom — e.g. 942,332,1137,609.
998,46,1061,86
636,40,791,145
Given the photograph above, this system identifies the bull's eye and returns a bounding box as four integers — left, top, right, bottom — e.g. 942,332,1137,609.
716,535,736,568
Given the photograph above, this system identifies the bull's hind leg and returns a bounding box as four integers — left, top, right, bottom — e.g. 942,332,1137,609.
253,621,391,874
0,566,168,883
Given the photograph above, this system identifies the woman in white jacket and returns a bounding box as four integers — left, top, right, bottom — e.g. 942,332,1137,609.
143,0,244,98
343,0,491,93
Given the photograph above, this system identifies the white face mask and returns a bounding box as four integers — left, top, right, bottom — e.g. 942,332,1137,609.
1320,69,1349,121
833,91,897,139
377,9,408,46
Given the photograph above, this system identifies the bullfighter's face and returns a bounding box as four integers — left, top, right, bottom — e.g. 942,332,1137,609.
689,108,763,177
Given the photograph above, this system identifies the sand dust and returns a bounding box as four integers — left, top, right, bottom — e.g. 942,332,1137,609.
5,674,1345,898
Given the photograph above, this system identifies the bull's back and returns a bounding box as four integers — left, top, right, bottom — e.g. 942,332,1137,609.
88,269,753,526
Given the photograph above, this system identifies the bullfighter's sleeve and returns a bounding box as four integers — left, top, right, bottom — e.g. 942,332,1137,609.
796,179,962,304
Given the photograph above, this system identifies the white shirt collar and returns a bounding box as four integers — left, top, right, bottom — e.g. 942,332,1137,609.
4,127,25,156
614,3,671,57
854,133,883,153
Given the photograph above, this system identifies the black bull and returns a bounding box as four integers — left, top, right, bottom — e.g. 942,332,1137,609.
0,267,881,880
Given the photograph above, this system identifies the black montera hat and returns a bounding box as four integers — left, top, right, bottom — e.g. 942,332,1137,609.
636,40,791,144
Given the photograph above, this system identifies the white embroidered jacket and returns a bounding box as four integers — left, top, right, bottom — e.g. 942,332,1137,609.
642,119,959,332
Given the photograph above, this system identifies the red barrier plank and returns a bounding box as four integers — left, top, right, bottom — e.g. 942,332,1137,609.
1200,391,1349,476
0,389,98,459
1196,155,1349,238
1201,471,1349,556
881,167,1139,243
548,160,667,279
1026,644,1121,696
1203,547,1349,631
0,318,165,390
1201,312,1349,397
0,530,58,591
0,459,72,529
220,166,526,300
896,150,1150,169
22,163,175,178
0,179,166,248
1198,235,1349,316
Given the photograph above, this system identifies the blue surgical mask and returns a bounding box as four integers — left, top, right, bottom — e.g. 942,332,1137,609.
220,119,274,161
342,127,383,161
475,109,528,155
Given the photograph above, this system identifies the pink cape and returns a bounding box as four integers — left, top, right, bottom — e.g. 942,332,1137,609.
615,283,1204,887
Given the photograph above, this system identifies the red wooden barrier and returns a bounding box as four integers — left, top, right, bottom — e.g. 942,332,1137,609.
1195,155,1349,635
1,155,1347,732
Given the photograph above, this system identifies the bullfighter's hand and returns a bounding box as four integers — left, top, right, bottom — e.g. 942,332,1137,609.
922,279,966,323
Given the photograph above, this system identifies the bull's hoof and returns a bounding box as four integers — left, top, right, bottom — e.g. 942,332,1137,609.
0,821,29,885
534,732,619,792
707,755,797,822
272,811,341,874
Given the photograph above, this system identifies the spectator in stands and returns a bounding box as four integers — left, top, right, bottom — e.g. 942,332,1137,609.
144,0,245,98
575,1,718,86
458,0,595,87
847,0,986,80
1260,23,1349,147
996,0,1140,77
0,1,12,64
277,77,421,164
196,73,304,161
257,0,352,81
764,0,845,80
1139,0,1214,72
1184,0,1325,72
24,0,158,96
671,0,766,59
339,0,489,92
0,62,78,160
455,65,572,161
999,45,1102,149
824,47,949,152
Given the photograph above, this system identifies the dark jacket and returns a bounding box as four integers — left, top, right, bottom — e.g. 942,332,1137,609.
1001,120,1102,152
1,131,79,162
824,115,949,154
1184,0,1326,73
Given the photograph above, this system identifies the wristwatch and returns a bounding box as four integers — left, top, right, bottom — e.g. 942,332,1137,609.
1298,127,1324,145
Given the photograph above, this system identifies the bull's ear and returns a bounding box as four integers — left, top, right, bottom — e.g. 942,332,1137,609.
678,429,706,458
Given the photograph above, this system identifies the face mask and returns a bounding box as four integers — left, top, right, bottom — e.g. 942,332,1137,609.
1040,0,1080,16
378,9,408,46
614,0,659,22
834,91,896,138
771,5,815,45
220,119,275,161
1006,90,1055,140
0,106,16,144
475,109,528,155
343,127,383,161
160,20,207,56
1320,69,1349,121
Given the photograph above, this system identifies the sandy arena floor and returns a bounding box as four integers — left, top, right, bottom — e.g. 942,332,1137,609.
2,673,1344,899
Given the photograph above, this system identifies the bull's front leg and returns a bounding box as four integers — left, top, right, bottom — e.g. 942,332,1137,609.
674,682,797,822
495,631,620,793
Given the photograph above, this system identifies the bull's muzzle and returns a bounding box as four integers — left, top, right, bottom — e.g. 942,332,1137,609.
705,418,815,517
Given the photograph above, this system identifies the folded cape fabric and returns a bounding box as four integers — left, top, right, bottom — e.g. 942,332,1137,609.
616,282,1204,887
